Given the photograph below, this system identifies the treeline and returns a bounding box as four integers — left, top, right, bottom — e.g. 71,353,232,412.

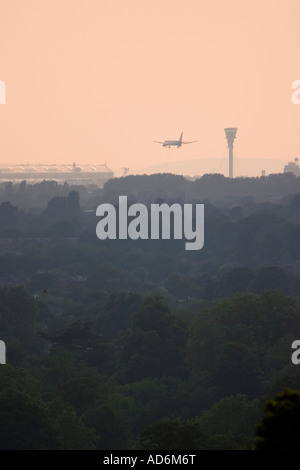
0,173,300,449
3,171,300,210
0,180,92,209
103,172,300,204
2,188,300,290
1,287,300,449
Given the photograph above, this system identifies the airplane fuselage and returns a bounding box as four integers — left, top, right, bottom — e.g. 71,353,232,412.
154,132,197,148
163,140,182,148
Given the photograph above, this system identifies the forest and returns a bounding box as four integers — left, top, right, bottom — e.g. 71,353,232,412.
1,172,300,449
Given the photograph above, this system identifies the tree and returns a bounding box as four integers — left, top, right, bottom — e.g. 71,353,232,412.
0,365,57,449
255,388,300,450
27,271,59,294
134,417,211,450
87,263,125,292
83,404,132,450
0,286,42,353
0,201,18,229
197,394,262,440
67,190,80,217
235,229,257,265
213,267,253,298
53,407,97,450
41,320,95,352
61,375,108,414
249,267,290,294
117,377,173,435
288,227,300,260
117,296,188,382
214,341,263,398
259,233,283,264
289,193,300,214
93,291,143,338
0,390,58,449
44,196,67,221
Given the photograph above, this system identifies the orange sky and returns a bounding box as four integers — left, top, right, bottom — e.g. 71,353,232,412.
0,0,300,174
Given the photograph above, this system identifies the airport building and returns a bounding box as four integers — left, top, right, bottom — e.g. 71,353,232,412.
284,158,300,176
0,162,114,187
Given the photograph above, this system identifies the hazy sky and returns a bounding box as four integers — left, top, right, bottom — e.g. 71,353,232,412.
0,0,300,173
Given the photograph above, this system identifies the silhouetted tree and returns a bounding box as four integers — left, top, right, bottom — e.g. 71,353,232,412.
255,388,300,450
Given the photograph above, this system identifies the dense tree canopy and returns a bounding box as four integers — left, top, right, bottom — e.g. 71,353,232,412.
0,174,300,449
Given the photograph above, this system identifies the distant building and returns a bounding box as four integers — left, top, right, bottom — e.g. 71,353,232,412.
0,162,113,187
284,158,300,176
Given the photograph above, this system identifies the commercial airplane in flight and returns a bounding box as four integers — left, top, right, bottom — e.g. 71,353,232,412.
154,132,198,148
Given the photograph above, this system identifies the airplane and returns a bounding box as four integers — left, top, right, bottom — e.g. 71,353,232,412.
154,132,198,148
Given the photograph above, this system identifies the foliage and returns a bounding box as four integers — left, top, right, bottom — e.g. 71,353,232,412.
1,176,300,448
255,388,300,450
134,417,210,450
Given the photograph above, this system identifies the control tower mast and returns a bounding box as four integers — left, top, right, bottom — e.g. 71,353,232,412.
224,128,237,178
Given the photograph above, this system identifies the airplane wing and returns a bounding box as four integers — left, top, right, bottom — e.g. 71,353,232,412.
153,141,165,144
182,141,198,144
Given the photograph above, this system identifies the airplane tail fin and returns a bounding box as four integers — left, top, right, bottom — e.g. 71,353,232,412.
179,132,183,142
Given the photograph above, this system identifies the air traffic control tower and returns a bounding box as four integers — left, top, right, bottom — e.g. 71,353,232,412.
224,128,237,178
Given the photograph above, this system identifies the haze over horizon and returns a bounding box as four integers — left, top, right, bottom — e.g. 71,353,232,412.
113,156,289,178
1,0,300,174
